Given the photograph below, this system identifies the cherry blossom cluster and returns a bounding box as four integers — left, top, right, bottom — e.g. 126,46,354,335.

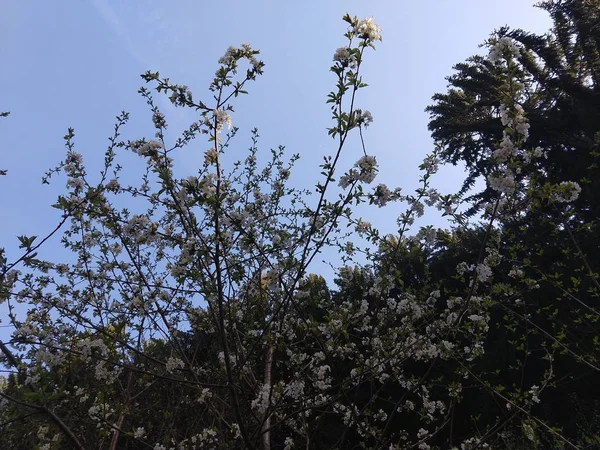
353,17,382,42
488,36,520,63
338,155,378,188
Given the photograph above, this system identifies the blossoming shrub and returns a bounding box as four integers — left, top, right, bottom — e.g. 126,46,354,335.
0,11,598,450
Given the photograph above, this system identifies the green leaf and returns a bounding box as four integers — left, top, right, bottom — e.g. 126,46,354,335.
17,235,38,250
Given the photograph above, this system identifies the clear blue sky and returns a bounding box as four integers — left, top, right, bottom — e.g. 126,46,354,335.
0,1,552,286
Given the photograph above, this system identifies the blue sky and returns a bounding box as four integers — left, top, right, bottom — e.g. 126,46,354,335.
0,1,552,288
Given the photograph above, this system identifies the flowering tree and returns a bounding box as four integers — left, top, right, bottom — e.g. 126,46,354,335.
1,8,598,450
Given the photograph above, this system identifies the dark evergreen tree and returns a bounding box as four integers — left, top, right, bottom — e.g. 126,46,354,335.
424,3,600,445
427,0,600,221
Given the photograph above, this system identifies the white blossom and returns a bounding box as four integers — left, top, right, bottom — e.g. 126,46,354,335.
218,46,237,65
523,423,536,442
475,263,492,282
355,109,373,128
553,181,581,203
251,383,272,414
152,111,166,129
488,36,520,63
421,155,439,174
213,108,232,133
165,356,185,373
340,155,378,187
372,183,392,207
345,241,355,255
488,170,516,194
354,17,382,41
333,47,357,68
204,148,219,165
106,178,120,192
136,140,164,156
529,385,541,404
284,437,294,450
356,219,371,234
492,132,517,162
508,268,524,278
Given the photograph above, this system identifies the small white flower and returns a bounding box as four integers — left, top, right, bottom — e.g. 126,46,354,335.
523,423,535,442
553,181,581,203
204,148,219,165
165,356,184,373
488,37,520,63
475,263,492,282
355,219,371,234
251,383,272,414
152,111,166,129
137,140,164,156
372,183,392,207
345,241,355,255
488,170,517,194
106,178,120,192
355,109,373,128
218,46,237,65
67,177,84,190
284,437,294,450
354,17,382,41
422,155,439,174
333,47,357,68
338,173,353,189
355,155,378,183
529,385,541,404
508,268,523,278
213,109,232,133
